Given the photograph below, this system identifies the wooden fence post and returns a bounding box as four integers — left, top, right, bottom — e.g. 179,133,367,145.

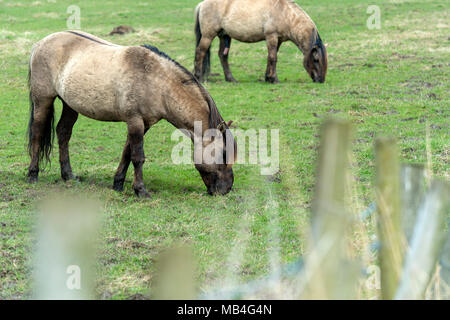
302,119,359,299
395,181,449,299
34,196,99,300
152,245,195,300
375,137,405,300
438,232,450,299
400,164,427,243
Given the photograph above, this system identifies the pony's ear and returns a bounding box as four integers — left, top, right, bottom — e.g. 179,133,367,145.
217,122,227,133
218,120,234,132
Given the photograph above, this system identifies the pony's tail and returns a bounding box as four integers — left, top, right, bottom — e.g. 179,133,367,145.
195,5,210,79
27,64,55,167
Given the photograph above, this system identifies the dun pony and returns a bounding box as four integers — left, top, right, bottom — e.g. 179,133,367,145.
194,0,327,83
27,31,236,197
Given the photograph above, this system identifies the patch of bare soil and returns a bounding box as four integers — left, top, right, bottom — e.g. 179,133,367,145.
109,25,136,36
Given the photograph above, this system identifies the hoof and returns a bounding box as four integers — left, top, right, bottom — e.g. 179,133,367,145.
134,185,151,198
225,77,238,83
61,172,75,182
265,76,280,84
113,181,124,192
135,189,151,198
28,169,38,183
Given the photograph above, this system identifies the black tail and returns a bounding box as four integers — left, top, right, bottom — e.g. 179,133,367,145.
195,8,210,79
27,66,55,167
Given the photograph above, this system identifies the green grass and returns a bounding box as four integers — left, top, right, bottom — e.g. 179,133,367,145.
0,0,448,299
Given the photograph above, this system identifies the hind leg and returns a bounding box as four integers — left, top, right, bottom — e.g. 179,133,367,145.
194,36,214,82
28,96,56,183
56,102,78,181
219,36,237,83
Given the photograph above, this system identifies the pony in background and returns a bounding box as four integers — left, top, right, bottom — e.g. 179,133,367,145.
194,0,327,84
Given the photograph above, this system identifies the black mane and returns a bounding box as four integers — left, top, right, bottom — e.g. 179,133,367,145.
141,44,194,80
142,44,227,130
141,44,234,159
311,31,326,57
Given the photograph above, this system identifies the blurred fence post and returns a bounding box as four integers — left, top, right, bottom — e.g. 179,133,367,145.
301,119,359,299
395,181,449,299
152,245,195,300
438,232,450,299
375,137,405,300
400,164,427,243
33,196,100,300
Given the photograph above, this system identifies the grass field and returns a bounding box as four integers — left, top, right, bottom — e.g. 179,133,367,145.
0,0,448,299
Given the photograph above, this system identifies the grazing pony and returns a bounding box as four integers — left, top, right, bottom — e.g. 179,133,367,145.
27,31,236,197
194,0,328,83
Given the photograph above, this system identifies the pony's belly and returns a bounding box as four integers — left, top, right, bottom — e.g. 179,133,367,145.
225,30,266,43
58,87,122,122
74,106,121,122
56,69,124,121
221,17,267,43
222,24,265,42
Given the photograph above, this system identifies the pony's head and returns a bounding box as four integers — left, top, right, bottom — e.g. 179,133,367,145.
146,42,238,195
195,120,237,196
303,33,328,83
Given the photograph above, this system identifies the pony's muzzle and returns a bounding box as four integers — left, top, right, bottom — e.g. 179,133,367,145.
198,167,234,196
313,77,325,83
209,178,233,196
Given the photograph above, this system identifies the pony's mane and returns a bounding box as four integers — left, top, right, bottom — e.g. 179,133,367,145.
310,30,326,57
141,44,226,131
141,44,194,81
140,44,235,160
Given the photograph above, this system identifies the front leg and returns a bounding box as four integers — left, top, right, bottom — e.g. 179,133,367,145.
127,118,150,198
265,35,282,84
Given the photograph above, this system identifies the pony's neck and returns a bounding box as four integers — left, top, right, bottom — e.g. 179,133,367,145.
164,80,226,154
167,99,215,149
286,4,317,54
173,112,211,143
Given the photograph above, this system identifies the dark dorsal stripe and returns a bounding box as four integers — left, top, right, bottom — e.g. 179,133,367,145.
66,31,113,46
